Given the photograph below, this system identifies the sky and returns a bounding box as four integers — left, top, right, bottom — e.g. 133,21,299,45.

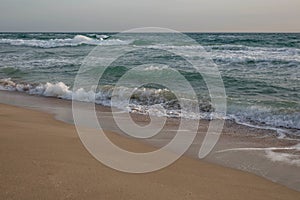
0,0,299,32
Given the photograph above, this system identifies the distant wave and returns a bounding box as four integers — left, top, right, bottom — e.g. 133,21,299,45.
145,44,300,63
206,45,300,64
0,35,131,48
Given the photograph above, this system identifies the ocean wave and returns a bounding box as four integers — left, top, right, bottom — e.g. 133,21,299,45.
210,49,300,64
0,67,27,77
0,78,213,118
87,34,110,40
0,35,130,48
227,102,300,138
145,44,300,63
1,78,299,134
142,65,169,71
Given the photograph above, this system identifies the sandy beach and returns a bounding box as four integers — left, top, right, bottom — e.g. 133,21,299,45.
1,0,300,199
1,103,300,200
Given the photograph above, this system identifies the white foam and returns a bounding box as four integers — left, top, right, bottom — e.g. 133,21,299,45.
143,65,169,71
0,78,215,120
216,145,300,153
146,44,300,63
43,82,72,98
96,35,110,40
207,45,300,63
0,78,298,134
217,145,300,167
265,150,300,167
0,35,130,48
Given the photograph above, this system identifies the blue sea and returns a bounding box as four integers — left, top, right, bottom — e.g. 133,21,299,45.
0,32,299,136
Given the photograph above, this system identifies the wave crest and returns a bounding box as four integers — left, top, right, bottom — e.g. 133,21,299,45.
0,35,130,48
1,78,299,134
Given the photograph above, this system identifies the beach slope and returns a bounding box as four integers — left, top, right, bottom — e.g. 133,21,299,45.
0,104,299,200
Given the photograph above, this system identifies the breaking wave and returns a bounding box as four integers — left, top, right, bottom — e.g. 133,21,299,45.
0,78,214,119
0,78,299,136
0,35,130,48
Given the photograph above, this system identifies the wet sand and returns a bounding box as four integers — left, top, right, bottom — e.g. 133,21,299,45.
1,101,300,199
1,90,300,190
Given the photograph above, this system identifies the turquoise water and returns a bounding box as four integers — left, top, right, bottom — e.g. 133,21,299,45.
0,33,299,135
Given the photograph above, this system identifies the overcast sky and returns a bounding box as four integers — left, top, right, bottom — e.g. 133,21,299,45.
0,0,299,32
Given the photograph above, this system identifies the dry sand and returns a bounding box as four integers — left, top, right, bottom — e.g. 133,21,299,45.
0,103,299,200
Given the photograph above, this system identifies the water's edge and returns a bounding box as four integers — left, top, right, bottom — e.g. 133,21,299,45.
1,90,300,192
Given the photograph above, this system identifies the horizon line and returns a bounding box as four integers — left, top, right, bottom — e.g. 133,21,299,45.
0,31,299,34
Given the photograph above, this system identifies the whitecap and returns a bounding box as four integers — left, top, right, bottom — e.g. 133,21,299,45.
0,35,130,48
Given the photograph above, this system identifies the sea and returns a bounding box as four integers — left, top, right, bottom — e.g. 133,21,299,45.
0,32,299,137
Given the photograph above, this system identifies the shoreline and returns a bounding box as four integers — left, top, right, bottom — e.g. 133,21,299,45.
1,103,300,199
1,78,299,139
0,90,300,192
